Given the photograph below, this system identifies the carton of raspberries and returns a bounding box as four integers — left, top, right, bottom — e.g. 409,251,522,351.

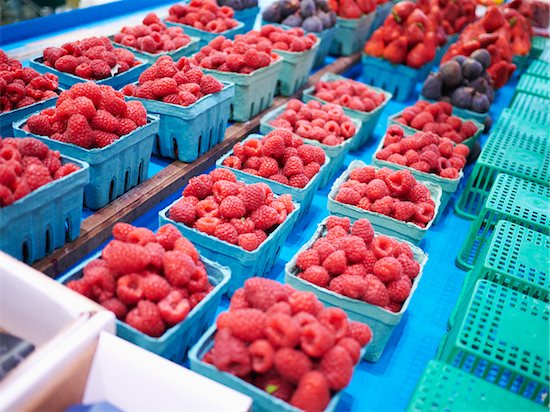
221,129,327,189
266,99,358,147
121,56,224,107
289,217,424,313
0,137,81,207
113,13,194,55
390,100,481,146
23,82,148,149
0,50,59,115
167,168,295,251
329,161,440,231
166,0,240,34
198,277,372,411
39,36,142,81
66,223,218,339
374,125,470,180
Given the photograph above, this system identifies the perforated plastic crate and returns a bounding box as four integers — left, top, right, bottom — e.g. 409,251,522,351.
327,160,442,245
59,252,230,363
530,36,549,60
498,108,549,139
515,74,550,99
407,361,547,412
539,47,550,63
330,14,373,56
285,217,428,362
455,116,549,220
0,94,58,137
164,20,246,48
127,82,234,162
527,59,550,79
108,35,200,64
233,6,259,32
437,280,549,406
302,72,392,150
275,37,320,96
456,174,550,271
0,156,88,264
510,91,549,115
450,221,549,327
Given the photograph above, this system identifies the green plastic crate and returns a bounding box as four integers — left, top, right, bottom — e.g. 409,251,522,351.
539,46,550,63
527,59,550,79
515,74,550,99
437,280,549,406
510,92,549,114
530,36,549,60
407,361,547,412
456,174,550,271
450,221,549,328
455,115,549,220
499,108,549,138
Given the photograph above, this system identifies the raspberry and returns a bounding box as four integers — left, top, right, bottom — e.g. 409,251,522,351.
212,180,240,203
289,173,309,188
337,337,361,364
415,202,436,224
318,307,348,340
111,222,135,242
242,277,287,310
247,339,275,375
290,371,331,412
350,219,374,246
325,226,347,241
387,276,412,303
155,224,182,250
398,255,420,279
102,240,150,275
52,163,78,180
372,235,395,258
363,274,390,307
250,205,278,230
297,144,325,165
238,233,261,251
116,273,144,305
296,249,320,271
273,347,313,383
126,300,165,337
339,235,368,263
66,114,94,148
27,115,53,136
303,162,321,179
183,175,213,199
210,168,236,183
393,201,417,222
255,370,295,401
169,198,196,226
339,274,368,299
219,195,246,219
157,290,191,325
142,273,171,302
365,178,390,201
163,250,195,286
82,264,116,301
226,308,267,342
212,329,251,377
300,321,335,358
300,265,330,287
325,216,350,232
373,256,403,283
261,135,286,158
100,297,127,320
409,183,431,203
319,346,354,390
349,166,376,183
214,222,239,244
386,170,415,197
257,157,279,178
125,100,147,127
440,168,459,179
195,216,220,235
335,187,361,205
322,250,347,275
265,312,300,347
200,74,223,94
16,138,49,159
346,321,372,346
126,227,156,245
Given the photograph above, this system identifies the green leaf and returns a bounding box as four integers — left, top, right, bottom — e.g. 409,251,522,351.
266,384,279,394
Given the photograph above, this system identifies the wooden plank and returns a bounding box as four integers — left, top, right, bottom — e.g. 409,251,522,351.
33,53,361,276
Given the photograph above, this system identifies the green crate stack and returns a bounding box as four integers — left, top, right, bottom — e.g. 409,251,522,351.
407,360,547,412
456,174,549,271
450,221,549,327
527,59,550,80
515,74,550,100
510,92,549,115
455,115,549,220
530,36,549,60
437,280,549,406
539,47,550,63
500,107,549,135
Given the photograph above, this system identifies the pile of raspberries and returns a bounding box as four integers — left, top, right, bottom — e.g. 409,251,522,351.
312,78,388,113
205,277,372,411
166,0,239,33
67,223,214,337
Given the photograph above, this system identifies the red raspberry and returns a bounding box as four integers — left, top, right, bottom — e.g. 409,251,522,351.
372,235,395,258
219,195,246,219
296,249,321,271
319,346,353,390
20,164,52,191
126,300,165,337
143,242,165,269
162,250,195,286
249,339,274,374
92,130,118,148
386,169,416,196
158,290,191,325
398,255,421,279
290,371,331,412
460,120,477,138
156,224,182,250
300,321,335,358
273,347,313,384
261,134,286,158
16,138,49,159
200,74,223,94
373,256,403,283
410,112,434,130
365,178,390,201
346,321,373,346
440,168,459,179
287,290,322,315
387,276,412,303
212,329,251,377
116,273,144,305
337,337,361,363
326,216,350,231
409,183,431,203
100,240,151,275
126,227,156,245
363,274,390,307
169,198,196,226
52,163,78,180
317,307,348,340
141,273,171,302
325,226,347,241
250,205,278,230
300,265,330,287
350,219,374,245
394,242,414,259
393,201,417,222
264,312,301,348
230,217,255,235
335,187,361,205
65,114,94,148
82,264,116,301
372,196,395,216
415,202,435,224
322,250,347,275
257,157,279,178
349,166,376,183
209,168,236,183
212,180,239,202
339,235,368,263
244,277,288,311
237,233,261,251
339,274,368,299
182,175,213,199
226,308,267,342
214,222,239,244
194,216,220,235
100,297,127,320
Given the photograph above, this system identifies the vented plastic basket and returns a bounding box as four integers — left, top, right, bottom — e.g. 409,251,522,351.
530,36,549,60
372,137,462,213
0,155,88,264
202,57,283,122
275,37,320,96
362,54,431,102
515,74,550,99
285,218,428,362
58,252,230,363
450,221,549,328
259,103,361,187
456,174,550,271
512,53,529,74
302,72,392,150
109,35,200,64
0,94,58,137
216,134,329,218
158,194,300,296
29,54,147,89
330,14,373,56
164,20,247,48
437,280,549,406
407,361,546,412
189,326,345,412
127,82,234,162
327,160,442,245
527,59,550,79
497,108,549,139
233,6,260,32
509,91,549,115
14,115,159,210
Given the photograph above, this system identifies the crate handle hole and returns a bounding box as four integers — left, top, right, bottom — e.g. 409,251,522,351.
45,226,53,254
124,169,131,191
173,138,179,159
22,240,31,263
65,217,72,241
109,178,116,202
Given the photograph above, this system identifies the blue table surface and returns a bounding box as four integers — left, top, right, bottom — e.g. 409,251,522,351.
5,21,518,410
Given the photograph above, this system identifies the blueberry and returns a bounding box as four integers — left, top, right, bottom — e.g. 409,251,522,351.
302,15,323,32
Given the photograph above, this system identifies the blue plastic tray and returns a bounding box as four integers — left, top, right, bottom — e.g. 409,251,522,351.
0,155,89,263
128,82,234,162
0,94,58,137
164,20,247,48
14,114,159,210
330,14,373,56
109,35,200,64
158,191,300,296
58,252,230,363
285,217,428,362
216,134,329,219
302,72,392,151
234,6,260,32
29,53,147,89
275,37,320,96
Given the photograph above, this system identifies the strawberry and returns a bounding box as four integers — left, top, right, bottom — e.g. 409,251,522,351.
383,36,408,65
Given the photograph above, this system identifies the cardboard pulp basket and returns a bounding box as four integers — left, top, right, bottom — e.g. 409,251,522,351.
284,218,428,362
274,37,320,96
29,54,147,89
327,160,443,245
234,6,260,32
0,93,58,137
201,57,283,122
127,82,234,162
109,35,201,64
387,110,484,151
0,156,89,264
14,114,160,210
372,137,462,214
216,134,330,219
58,252,231,363
260,103,361,188
164,20,247,48
302,72,392,150
330,14,373,56
158,194,300,296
